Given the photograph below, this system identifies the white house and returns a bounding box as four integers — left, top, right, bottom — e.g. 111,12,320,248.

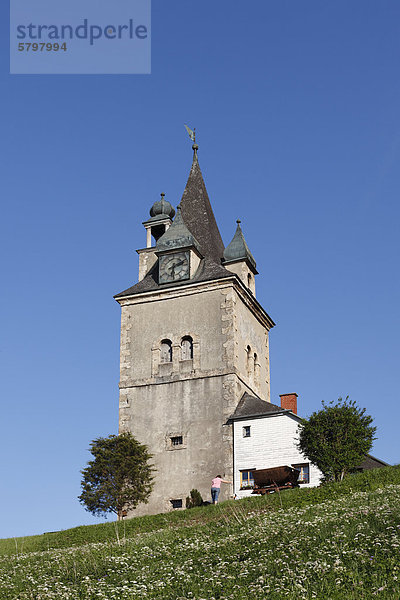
228,392,323,498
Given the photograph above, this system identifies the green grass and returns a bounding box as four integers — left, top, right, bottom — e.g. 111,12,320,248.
1,466,400,599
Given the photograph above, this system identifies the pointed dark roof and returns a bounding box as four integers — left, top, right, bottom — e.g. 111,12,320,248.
229,393,287,420
180,150,225,263
223,220,256,270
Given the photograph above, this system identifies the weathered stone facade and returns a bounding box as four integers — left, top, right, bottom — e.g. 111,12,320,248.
115,147,275,515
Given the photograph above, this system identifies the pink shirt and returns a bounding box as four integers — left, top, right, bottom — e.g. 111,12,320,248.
211,477,222,488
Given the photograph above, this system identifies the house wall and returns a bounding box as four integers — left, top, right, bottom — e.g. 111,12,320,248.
233,413,322,498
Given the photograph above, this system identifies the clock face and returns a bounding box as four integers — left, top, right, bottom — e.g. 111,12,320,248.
159,252,190,284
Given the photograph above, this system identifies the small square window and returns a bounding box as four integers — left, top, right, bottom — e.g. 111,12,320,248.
170,499,183,509
243,426,251,438
166,434,186,451
171,436,183,446
292,463,310,484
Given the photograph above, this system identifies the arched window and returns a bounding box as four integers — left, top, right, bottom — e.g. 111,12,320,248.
246,345,252,373
248,273,252,288
160,339,172,363
181,336,193,360
254,352,260,387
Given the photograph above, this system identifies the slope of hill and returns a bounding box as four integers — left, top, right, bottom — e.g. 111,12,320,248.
1,466,399,599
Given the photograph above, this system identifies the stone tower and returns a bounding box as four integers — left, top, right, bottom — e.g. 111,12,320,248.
115,144,275,515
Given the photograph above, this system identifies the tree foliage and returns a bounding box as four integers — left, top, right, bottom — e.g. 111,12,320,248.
186,488,203,509
297,397,376,482
78,433,155,517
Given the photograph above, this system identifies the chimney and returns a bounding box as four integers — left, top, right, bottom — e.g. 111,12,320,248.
280,393,298,415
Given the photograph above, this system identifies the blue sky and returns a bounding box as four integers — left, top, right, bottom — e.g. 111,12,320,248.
1,1,399,538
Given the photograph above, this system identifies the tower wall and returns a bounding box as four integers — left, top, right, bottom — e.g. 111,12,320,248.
117,280,272,515
120,375,234,514
232,288,271,401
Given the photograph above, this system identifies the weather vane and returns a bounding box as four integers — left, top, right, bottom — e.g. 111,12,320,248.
184,124,198,157
184,124,196,143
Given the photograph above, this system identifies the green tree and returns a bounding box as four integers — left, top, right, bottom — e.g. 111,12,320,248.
297,397,376,482
78,433,155,518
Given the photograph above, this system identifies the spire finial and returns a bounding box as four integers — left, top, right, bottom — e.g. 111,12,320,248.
236,219,241,225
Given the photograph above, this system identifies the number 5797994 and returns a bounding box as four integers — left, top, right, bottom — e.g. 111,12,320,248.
18,42,67,51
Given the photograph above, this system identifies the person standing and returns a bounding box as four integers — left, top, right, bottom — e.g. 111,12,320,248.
211,475,232,504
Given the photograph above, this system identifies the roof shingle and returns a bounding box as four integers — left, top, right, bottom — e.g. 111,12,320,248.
229,392,285,420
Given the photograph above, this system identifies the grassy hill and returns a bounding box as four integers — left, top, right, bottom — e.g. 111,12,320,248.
1,466,399,599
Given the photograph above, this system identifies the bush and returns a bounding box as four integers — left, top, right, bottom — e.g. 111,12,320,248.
186,488,203,508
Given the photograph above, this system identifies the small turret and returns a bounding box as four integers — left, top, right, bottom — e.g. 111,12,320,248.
143,193,175,248
223,220,258,295
137,193,176,283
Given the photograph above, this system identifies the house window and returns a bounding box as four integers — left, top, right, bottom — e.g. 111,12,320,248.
160,339,172,363
171,436,183,446
181,336,193,360
243,426,251,437
170,499,183,509
240,470,255,489
292,463,310,484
